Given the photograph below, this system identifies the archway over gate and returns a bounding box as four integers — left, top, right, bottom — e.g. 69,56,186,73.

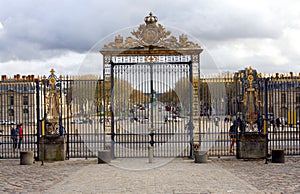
100,12,203,159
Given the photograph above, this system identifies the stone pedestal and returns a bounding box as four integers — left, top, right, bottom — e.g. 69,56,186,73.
148,146,154,163
98,150,111,164
272,149,284,163
39,135,66,161
195,150,208,163
20,151,34,165
237,133,266,159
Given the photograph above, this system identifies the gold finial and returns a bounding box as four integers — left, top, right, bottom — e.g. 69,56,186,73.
257,73,261,78
144,12,158,24
248,66,253,74
50,69,55,75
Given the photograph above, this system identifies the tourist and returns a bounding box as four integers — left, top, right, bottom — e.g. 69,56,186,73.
10,126,18,151
229,120,237,153
17,124,23,149
59,124,65,136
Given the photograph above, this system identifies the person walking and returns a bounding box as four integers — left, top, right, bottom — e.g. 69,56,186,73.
17,124,23,149
10,126,18,152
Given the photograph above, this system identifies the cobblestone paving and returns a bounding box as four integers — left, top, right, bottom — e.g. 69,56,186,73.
0,159,95,193
213,156,300,193
0,156,299,193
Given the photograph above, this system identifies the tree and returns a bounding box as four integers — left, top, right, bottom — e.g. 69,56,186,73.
67,75,100,117
130,89,150,105
159,89,179,105
112,78,133,115
174,77,191,111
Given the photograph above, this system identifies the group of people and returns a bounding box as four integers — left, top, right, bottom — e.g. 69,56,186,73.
10,124,23,151
228,118,247,153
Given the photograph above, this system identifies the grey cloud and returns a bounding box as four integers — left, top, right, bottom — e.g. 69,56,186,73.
0,0,299,73
161,1,284,41
0,0,132,61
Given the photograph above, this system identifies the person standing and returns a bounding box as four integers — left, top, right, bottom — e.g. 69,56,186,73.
10,126,18,151
229,120,237,153
17,124,23,149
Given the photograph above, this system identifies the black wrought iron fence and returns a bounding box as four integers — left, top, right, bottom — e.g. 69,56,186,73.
1,71,299,159
194,73,236,157
58,76,109,159
267,74,300,155
0,75,37,159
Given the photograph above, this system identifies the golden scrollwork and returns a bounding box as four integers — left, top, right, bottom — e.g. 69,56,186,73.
145,56,158,63
248,74,254,90
44,69,61,128
241,67,261,127
104,12,201,49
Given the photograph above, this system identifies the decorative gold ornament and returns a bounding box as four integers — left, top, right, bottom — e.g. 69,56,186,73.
145,56,158,63
104,12,201,49
50,77,56,84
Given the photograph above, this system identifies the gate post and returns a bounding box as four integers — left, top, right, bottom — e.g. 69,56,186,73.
38,69,66,162
35,78,40,160
264,77,269,164
189,61,194,159
235,67,266,159
110,62,115,159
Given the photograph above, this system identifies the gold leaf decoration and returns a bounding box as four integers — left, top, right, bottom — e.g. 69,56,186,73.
104,13,201,49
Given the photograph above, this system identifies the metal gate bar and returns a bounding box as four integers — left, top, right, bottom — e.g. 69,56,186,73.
111,61,193,158
0,77,37,159
1,71,300,159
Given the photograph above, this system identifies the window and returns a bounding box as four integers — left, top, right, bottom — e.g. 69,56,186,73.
23,108,29,114
9,96,14,105
8,109,14,116
296,93,300,104
23,96,29,105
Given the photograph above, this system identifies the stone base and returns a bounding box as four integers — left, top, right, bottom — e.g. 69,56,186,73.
272,149,284,163
39,135,66,161
98,150,111,164
20,151,34,165
195,150,208,163
237,133,266,159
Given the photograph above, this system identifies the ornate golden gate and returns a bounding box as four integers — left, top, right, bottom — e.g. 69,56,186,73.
100,13,203,158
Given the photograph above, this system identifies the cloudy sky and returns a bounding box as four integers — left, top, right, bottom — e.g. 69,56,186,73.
0,0,300,77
